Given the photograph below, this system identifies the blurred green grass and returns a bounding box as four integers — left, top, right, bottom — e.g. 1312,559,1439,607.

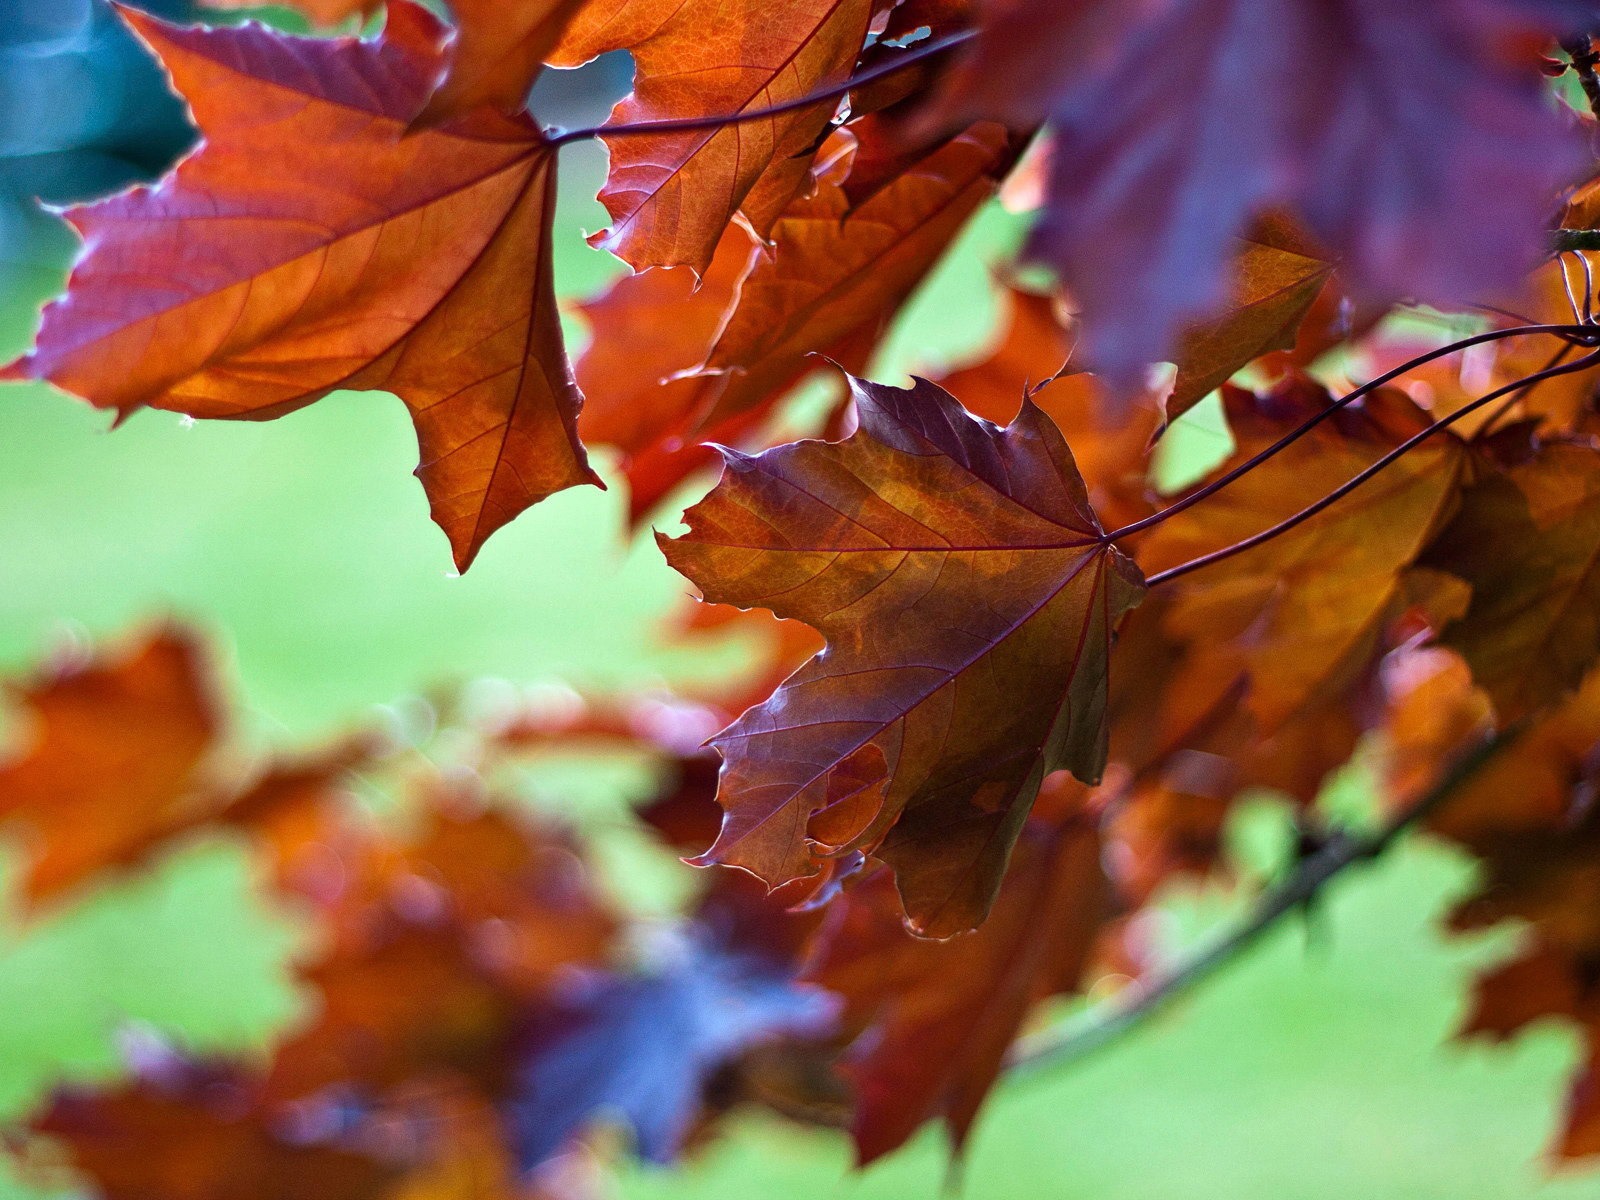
0,138,1595,1200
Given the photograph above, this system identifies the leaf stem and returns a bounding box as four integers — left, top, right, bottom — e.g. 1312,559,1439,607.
1139,348,1600,587
1004,723,1523,1078
545,29,978,150
1104,323,1598,546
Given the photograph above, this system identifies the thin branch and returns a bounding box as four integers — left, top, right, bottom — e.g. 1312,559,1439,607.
1554,229,1600,253
1104,323,1599,544
1006,724,1524,1078
1564,35,1600,122
545,29,978,150
1141,348,1600,588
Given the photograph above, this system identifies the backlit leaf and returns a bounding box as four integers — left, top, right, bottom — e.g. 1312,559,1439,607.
5,5,597,571
549,0,877,273
662,372,1145,936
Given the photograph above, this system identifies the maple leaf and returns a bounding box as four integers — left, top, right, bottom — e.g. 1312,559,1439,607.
504,928,834,1167
5,4,597,571
928,0,1592,385
662,372,1146,937
808,789,1110,1162
212,738,382,902
265,926,524,1103
572,226,777,524
548,0,877,273
1425,440,1600,720
263,795,618,1102
0,625,223,906
1140,378,1467,730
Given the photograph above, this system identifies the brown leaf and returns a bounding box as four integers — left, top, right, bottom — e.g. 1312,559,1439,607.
0,627,223,906
1382,652,1600,1159
926,0,1588,387
1426,440,1600,721
6,6,597,571
575,125,1015,521
662,372,1145,936
807,790,1109,1161
549,0,877,273
930,284,1074,424
1141,378,1466,729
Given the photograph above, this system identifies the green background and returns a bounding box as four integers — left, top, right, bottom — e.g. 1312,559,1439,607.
0,27,1595,1200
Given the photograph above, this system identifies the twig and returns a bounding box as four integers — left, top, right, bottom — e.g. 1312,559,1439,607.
546,29,977,149
1005,724,1523,1078
1554,229,1600,254
1141,347,1600,587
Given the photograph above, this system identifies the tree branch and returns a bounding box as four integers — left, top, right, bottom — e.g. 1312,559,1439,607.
546,29,977,150
1554,229,1600,253
1005,723,1524,1079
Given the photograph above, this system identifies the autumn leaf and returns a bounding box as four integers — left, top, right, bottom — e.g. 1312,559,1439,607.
928,0,1591,385
1425,440,1600,720
0,626,223,906
808,788,1110,1162
1140,378,1467,730
1380,650,1600,1158
572,226,779,523
212,739,381,902
928,284,1073,424
5,4,597,571
504,928,834,1167
36,1065,399,1200
549,0,877,273
662,372,1146,937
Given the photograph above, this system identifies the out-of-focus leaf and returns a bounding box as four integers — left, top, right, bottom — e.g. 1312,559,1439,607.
928,0,1590,388
504,929,834,1167
0,625,222,905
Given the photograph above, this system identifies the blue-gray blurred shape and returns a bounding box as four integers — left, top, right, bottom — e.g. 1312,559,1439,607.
0,0,196,298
